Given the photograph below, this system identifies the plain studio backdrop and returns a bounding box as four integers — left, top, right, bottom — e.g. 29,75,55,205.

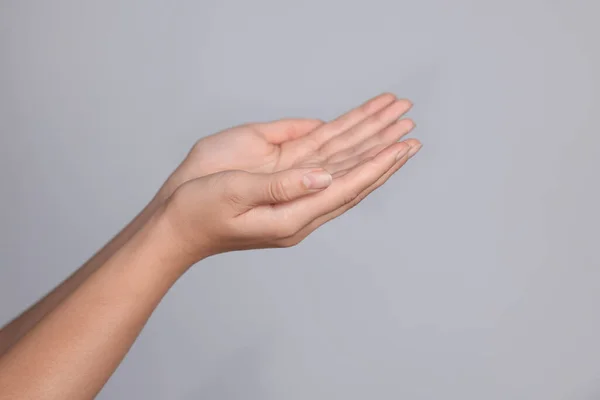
1,1,599,399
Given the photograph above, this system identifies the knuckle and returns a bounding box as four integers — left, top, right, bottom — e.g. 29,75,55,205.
217,171,245,204
226,190,245,207
267,179,290,202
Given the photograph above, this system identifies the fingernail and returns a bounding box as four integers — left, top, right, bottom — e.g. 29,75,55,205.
408,143,423,158
396,145,411,161
303,171,333,189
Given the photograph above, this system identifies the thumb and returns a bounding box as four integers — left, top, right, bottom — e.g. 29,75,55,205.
243,168,333,205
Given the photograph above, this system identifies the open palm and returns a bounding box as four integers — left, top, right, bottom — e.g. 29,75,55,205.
169,93,418,189
162,93,421,245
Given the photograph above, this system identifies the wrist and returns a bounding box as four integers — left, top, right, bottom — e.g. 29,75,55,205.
137,202,199,278
150,193,215,274
158,163,196,203
155,180,177,204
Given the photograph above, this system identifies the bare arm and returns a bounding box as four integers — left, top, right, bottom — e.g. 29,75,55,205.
0,94,421,399
0,206,186,399
0,192,165,356
0,143,419,400
0,94,414,356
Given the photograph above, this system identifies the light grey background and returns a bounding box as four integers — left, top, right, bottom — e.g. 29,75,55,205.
1,1,599,399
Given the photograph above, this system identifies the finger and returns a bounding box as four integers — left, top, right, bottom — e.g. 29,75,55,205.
283,140,422,245
319,99,413,159
325,143,389,175
326,118,415,164
255,118,325,144
233,168,333,207
333,138,422,179
296,93,397,149
274,141,412,228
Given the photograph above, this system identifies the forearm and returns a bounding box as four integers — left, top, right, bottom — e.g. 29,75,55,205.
0,205,189,400
0,190,168,355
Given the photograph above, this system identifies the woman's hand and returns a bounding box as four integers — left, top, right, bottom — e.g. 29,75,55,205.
0,93,422,400
165,140,420,266
161,93,418,198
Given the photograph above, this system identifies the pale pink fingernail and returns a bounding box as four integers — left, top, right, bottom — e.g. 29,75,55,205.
396,145,411,161
408,143,423,158
303,171,333,189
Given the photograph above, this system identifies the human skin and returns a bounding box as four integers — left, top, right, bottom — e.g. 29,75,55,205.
0,93,421,399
